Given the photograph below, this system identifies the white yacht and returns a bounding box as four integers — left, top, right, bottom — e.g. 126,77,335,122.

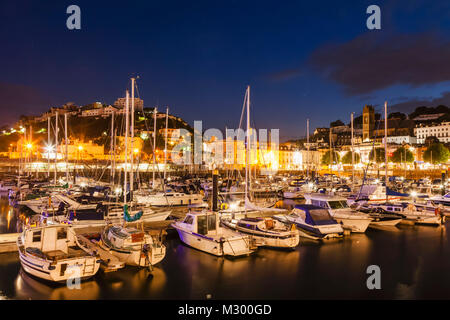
134,190,204,207
17,224,101,283
304,193,372,233
100,225,166,267
172,210,255,257
221,217,299,248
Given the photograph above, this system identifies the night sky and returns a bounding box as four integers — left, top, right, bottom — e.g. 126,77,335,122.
1,0,450,140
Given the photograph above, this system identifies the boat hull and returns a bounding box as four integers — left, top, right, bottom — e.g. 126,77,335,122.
173,225,253,257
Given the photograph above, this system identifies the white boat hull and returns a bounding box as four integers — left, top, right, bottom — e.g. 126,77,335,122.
332,217,372,233
173,226,253,257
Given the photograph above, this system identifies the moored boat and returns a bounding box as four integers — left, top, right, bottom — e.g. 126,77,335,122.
221,217,299,248
273,204,344,240
17,224,101,283
172,210,256,257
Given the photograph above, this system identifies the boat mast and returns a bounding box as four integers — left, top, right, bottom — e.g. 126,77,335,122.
153,106,157,188
306,118,309,178
47,115,50,178
124,90,129,204
329,127,332,176
245,85,250,213
64,113,68,183
110,110,115,184
384,101,388,201
164,106,168,180
351,112,354,187
54,110,58,185
130,78,135,195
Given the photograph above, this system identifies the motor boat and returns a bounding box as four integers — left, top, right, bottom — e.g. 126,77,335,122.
273,204,344,240
304,193,372,233
100,225,166,267
355,203,402,227
17,224,101,283
172,210,255,257
376,202,442,226
134,189,204,207
221,217,299,248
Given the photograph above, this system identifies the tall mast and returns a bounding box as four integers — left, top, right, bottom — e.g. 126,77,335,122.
130,78,135,194
153,106,157,187
245,85,250,210
351,112,354,187
164,106,169,180
110,111,115,184
329,127,332,175
306,118,309,178
384,101,388,200
29,125,33,177
54,111,58,185
124,90,129,204
64,113,68,183
47,116,51,178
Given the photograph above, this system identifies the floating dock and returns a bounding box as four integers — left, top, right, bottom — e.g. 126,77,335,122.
0,233,20,253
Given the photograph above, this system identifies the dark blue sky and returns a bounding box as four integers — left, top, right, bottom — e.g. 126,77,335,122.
1,0,450,140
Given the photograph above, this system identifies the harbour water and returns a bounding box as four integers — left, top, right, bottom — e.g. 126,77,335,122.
1,197,450,300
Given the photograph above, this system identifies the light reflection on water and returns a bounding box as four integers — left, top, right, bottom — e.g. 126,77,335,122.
1,196,450,299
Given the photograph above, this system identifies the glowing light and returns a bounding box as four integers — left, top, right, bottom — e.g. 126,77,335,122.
115,187,122,194
411,191,417,198
229,202,238,211
78,145,83,151
44,144,55,153
140,132,149,140
26,143,32,149
133,148,140,154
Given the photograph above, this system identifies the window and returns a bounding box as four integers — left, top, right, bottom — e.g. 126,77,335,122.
57,228,67,240
328,201,348,209
207,214,216,231
183,215,194,225
309,209,332,221
32,231,41,242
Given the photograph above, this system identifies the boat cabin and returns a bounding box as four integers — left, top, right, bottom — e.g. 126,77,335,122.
180,211,220,236
291,204,338,226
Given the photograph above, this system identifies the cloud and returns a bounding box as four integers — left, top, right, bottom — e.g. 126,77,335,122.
389,91,450,114
264,67,302,82
0,82,52,125
309,32,450,95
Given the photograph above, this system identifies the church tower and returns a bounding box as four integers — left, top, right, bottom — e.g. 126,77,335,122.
363,105,374,141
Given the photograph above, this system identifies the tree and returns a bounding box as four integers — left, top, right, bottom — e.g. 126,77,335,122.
425,136,439,146
321,150,340,165
423,143,450,164
391,146,414,163
330,120,344,127
388,112,406,120
341,151,360,164
369,148,386,163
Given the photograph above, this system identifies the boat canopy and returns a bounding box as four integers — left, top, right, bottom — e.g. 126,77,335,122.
293,204,337,226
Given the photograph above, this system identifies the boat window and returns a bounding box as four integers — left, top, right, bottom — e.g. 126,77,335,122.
197,216,207,235
57,228,67,240
183,215,194,225
328,201,348,209
32,231,41,242
207,214,216,231
309,209,332,221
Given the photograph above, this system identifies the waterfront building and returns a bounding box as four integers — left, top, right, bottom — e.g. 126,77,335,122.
415,122,450,144
114,97,144,109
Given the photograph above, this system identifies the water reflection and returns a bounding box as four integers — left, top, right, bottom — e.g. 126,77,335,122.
15,270,101,300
